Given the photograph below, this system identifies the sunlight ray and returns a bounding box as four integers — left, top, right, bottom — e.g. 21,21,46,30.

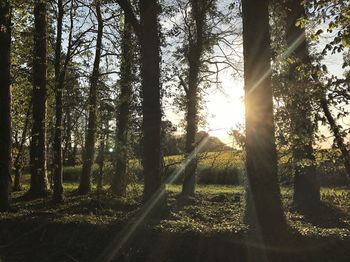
245,32,306,98
96,136,210,262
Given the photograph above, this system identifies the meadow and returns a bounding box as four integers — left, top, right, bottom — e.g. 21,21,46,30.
1,181,349,261
1,150,349,261
62,150,349,187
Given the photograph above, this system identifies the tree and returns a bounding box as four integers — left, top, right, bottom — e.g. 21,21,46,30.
111,16,134,197
28,0,50,198
79,0,103,194
242,0,287,245
52,0,64,202
0,0,12,211
10,1,35,192
320,97,350,178
308,0,350,179
52,0,75,202
181,0,212,197
116,0,163,203
285,0,320,209
138,0,163,202
13,106,30,191
165,0,240,196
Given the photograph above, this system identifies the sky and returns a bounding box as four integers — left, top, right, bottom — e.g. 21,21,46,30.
65,1,347,149
162,0,244,146
163,16,347,149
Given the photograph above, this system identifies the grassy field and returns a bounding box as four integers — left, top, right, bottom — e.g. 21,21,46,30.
1,182,350,261
60,149,349,188
2,150,350,261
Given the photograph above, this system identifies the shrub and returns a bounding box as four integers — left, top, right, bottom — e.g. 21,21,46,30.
278,160,350,187
197,166,242,185
63,163,138,185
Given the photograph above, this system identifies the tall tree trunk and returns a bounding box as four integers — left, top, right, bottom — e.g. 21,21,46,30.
79,0,103,194
52,0,65,203
28,0,49,198
0,0,12,211
285,0,320,209
96,130,105,200
181,0,206,197
139,0,163,203
13,105,31,191
321,97,350,177
63,110,73,165
242,0,287,245
111,17,133,197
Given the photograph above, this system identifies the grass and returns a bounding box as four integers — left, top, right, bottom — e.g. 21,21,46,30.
2,168,350,261
60,149,350,187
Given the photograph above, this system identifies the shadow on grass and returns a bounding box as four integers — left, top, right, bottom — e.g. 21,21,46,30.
297,201,350,229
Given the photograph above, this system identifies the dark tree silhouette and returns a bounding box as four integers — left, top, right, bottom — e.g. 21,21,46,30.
116,0,164,202
111,16,133,196
13,106,30,191
28,0,50,197
285,0,320,209
52,0,65,202
52,0,74,202
0,0,12,211
139,0,163,202
79,0,103,194
242,0,287,244
181,0,208,197
321,97,350,178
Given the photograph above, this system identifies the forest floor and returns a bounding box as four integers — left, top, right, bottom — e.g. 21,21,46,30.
0,183,350,262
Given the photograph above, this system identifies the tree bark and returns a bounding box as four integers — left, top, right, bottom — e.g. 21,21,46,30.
96,132,105,200
139,0,163,203
321,97,350,178
181,0,206,197
0,0,12,211
52,0,65,203
79,0,103,194
63,110,73,165
13,105,31,191
111,16,133,197
285,0,320,209
28,0,49,198
242,0,287,245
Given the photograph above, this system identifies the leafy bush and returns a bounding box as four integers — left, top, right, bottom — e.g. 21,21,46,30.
197,166,242,185
63,163,138,185
278,160,350,187
62,149,350,187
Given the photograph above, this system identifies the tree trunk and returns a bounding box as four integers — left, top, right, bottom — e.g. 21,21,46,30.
63,111,73,165
321,97,350,177
242,0,287,246
111,17,133,197
79,0,103,194
181,81,199,196
13,105,31,191
96,132,105,200
285,0,320,209
0,0,12,211
181,0,206,197
139,0,163,203
28,0,49,198
52,0,65,203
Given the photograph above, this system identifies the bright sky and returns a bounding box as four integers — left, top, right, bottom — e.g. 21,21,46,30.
165,42,347,149
173,18,348,148
155,2,348,149
204,78,244,145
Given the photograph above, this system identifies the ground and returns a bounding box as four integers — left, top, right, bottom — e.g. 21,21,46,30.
0,183,350,261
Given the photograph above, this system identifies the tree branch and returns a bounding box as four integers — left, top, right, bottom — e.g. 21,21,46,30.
115,0,141,37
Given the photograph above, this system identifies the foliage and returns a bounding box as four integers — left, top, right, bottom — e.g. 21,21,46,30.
1,183,350,261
